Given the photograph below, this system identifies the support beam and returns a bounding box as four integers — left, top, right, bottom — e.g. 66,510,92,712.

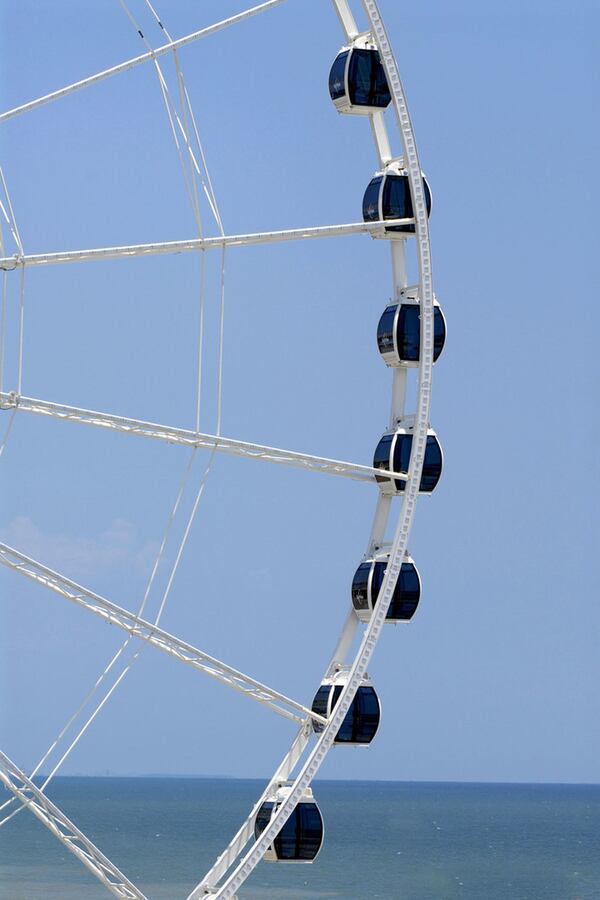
0,543,326,727
331,0,360,39
0,751,146,899
0,393,408,485
196,726,311,894
0,1,288,124
0,219,410,271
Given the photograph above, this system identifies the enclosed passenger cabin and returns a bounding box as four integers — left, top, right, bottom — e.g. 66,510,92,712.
311,672,380,745
363,167,432,234
373,427,443,494
254,784,323,863
377,295,446,367
352,553,421,623
329,44,391,114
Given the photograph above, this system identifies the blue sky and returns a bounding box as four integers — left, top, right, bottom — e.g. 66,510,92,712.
0,0,599,785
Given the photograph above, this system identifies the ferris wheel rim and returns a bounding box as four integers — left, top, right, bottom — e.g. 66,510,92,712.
0,2,439,897
195,1,437,896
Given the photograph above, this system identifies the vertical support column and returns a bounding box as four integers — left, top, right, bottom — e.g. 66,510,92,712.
369,111,393,167
331,0,360,39
327,606,359,674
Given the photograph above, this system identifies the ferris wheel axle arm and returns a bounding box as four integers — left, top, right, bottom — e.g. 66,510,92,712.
0,0,288,124
0,543,327,727
0,220,410,271
0,751,146,899
0,392,408,485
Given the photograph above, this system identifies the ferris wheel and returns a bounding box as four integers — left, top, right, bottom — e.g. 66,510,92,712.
0,1,445,897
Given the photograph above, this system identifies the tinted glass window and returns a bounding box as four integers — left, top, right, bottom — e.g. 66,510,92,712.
397,304,420,361
335,686,380,744
392,433,442,493
328,51,349,101
351,563,371,610
392,434,412,492
424,178,432,215
255,802,274,840
388,562,421,620
266,803,322,861
297,804,323,859
395,304,445,362
421,435,442,492
373,434,393,484
370,560,420,620
383,175,432,233
377,305,397,356
382,175,411,221
370,561,386,604
348,49,391,108
362,177,382,222
355,686,381,743
433,306,446,361
311,686,330,732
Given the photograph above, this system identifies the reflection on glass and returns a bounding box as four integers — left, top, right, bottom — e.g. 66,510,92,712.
377,305,397,356
351,563,371,610
348,49,391,107
254,802,323,861
362,176,383,222
328,51,349,101
371,560,420,620
392,433,442,493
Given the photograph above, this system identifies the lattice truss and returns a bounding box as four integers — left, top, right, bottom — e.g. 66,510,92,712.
0,1,439,898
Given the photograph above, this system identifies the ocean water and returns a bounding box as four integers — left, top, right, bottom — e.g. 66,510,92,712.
0,778,598,899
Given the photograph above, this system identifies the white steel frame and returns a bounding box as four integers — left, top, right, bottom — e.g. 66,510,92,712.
0,2,439,897
0,751,148,900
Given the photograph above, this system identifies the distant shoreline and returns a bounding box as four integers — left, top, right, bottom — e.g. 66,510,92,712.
27,774,600,786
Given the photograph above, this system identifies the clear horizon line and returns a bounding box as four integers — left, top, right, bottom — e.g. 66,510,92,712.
29,773,600,787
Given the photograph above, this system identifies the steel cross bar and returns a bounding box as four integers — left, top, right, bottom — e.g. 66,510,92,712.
0,219,411,270
0,1,288,124
0,751,146,899
0,543,326,727
0,393,408,485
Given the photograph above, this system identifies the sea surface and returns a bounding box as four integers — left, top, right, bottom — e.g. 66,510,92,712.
0,778,598,899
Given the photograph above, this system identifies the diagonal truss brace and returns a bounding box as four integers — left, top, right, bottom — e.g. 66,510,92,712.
0,393,408,485
0,750,146,899
0,219,411,270
0,0,289,124
0,543,326,727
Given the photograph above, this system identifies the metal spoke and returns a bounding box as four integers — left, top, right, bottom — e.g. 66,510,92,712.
0,542,326,727
0,219,411,270
0,1,288,124
0,393,408,484
0,751,146,899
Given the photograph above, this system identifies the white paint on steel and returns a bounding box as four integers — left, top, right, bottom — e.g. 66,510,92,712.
0,751,147,899
0,1,438,895
0,543,326,727
0,219,412,270
193,1,438,894
0,1,289,124
196,725,311,892
0,392,407,485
